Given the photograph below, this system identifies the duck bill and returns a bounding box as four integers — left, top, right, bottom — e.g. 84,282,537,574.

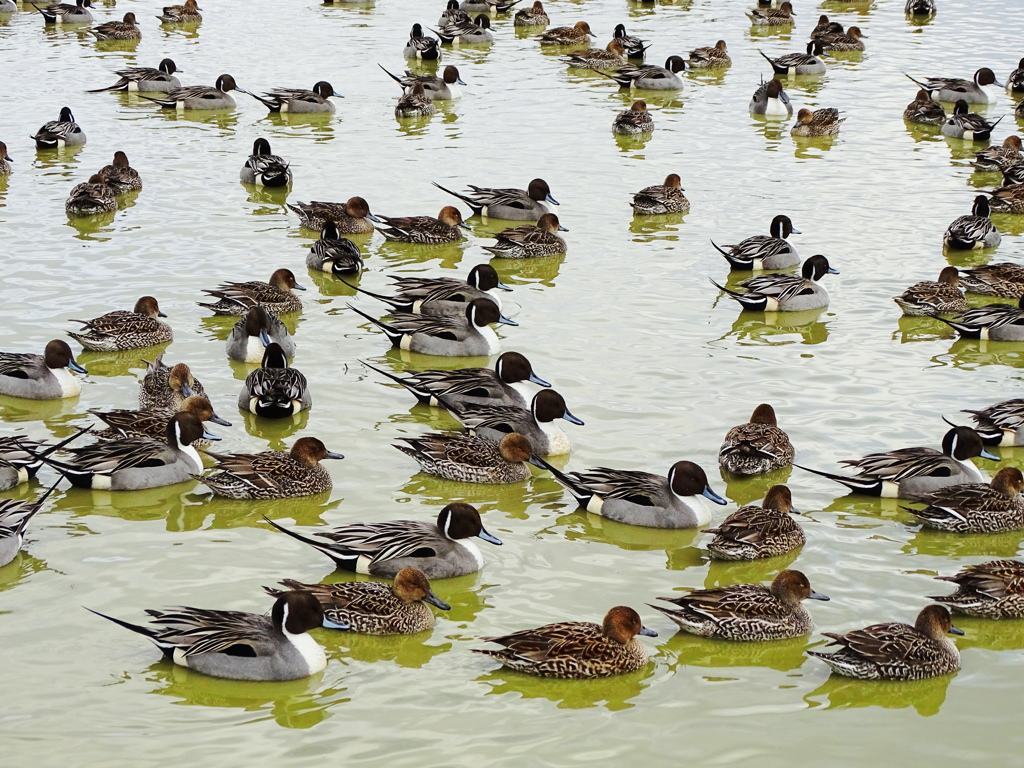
497,314,518,326
365,213,383,223
294,283,307,291
980,448,999,461
789,506,801,515
808,591,830,601
259,329,271,347
528,371,551,387
325,451,346,460
457,77,467,85
558,225,569,232
68,359,88,374
322,618,350,630
201,430,222,441
702,486,728,505
828,267,840,274
424,590,451,611
332,91,344,98
562,409,585,426
545,193,559,205
790,227,802,235
478,529,502,546
209,413,232,427
458,222,472,230
639,626,658,637
949,625,965,636
158,311,168,318
181,382,194,398
495,280,513,292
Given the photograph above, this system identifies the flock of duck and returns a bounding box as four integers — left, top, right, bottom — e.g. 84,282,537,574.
2,0,1024,687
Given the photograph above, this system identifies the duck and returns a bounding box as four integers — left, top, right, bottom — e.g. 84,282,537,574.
893,267,969,317
139,355,206,411
514,0,547,26
0,434,78,491
712,214,801,270
96,151,142,193
395,82,437,118
539,21,594,46
460,0,517,13
963,398,1024,445
348,298,516,356
88,58,181,93
631,174,689,215
712,254,839,312
566,39,627,70
344,264,510,316
975,136,1023,172
197,437,343,499
378,206,468,243
482,214,568,258
32,107,85,149
941,99,1002,142
612,23,647,58
719,403,794,475
958,263,1024,297
473,606,656,679
226,306,295,363
288,197,380,234
433,178,558,221
239,138,292,188
90,395,230,450
903,90,946,126
612,100,654,135
448,389,583,456
90,11,140,39
264,569,450,635
434,14,493,45
199,268,305,316
651,570,829,641
263,502,502,578
404,23,441,60
603,57,686,90
87,591,339,682
238,343,311,418
395,432,534,484
943,195,1000,249
749,78,793,117
65,175,116,216
380,65,465,100
248,81,341,113
796,425,997,500
157,0,201,23
903,467,1024,533
930,560,1024,618
439,0,470,26
0,340,86,400
32,0,92,24
791,108,845,137
1007,58,1024,94
0,142,10,176
907,68,1003,105
140,75,247,110
810,15,843,37
813,26,867,52
808,605,961,680
759,41,826,77
746,1,795,26
688,40,731,68
533,456,726,529
704,485,805,561
0,477,61,567
67,296,170,351
306,223,363,275
362,350,550,409
987,183,1024,214
937,297,1024,341
905,0,935,15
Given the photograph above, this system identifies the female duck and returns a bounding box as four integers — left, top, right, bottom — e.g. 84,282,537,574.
712,214,800,270
404,23,441,60
473,606,657,679
814,27,866,52
227,306,295,363
348,297,516,356
197,437,343,499
605,57,686,91
712,254,839,312
90,395,230,449
908,68,1002,105
396,432,534,484
651,570,829,641
97,151,142,193
958,263,1024,297
0,340,86,400
347,264,510,316
263,502,502,578
32,107,85,149
530,457,727,529
483,214,568,258
514,1,548,26
158,0,201,23
566,39,627,70
395,83,437,118
249,81,341,113
141,75,248,110
759,41,826,77
238,343,311,418
988,184,1024,215
91,12,141,40
808,605,962,680
0,143,10,176
796,425,996,500
433,178,558,222
65,175,116,216
306,223,363,275
975,135,1023,172
893,266,969,317
88,58,181,93
963,398,1024,445
931,560,1024,618
749,78,793,117
68,296,170,351
539,21,593,46
376,206,469,244
449,388,583,456
903,90,945,126
943,195,1000,249
33,0,92,24
704,485,805,561
904,467,1024,533
719,403,794,475
88,591,338,682
746,1,795,25
264,568,450,635
791,108,845,137
612,100,654,135
688,40,731,68
239,138,292,188
631,174,689,215
288,197,380,234
139,355,205,411
938,297,1024,341
381,65,465,101
200,268,305,316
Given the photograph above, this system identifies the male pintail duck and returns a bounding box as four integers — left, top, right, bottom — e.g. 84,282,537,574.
631,174,689,215
651,570,829,641
306,222,364,275
749,78,793,117
0,476,62,567
903,467,1024,533
719,403,794,476
67,296,170,351
566,39,627,70
433,178,558,222
249,81,341,113
941,100,1002,141
348,298,516,356
448,388,583,456
344,264,510,316
395,82,437,118
88,59,181,93
796,425,996,500
97,151,142,193
139,355,206,411
937,297,1024,341
439,0,470,26
688,40,731,68
903,90,945,125
264,568,450,635
943,195,1000,249
975,135,1023,172
704,485,805,561
0,142,10,176
813,26,866,52
405,23,441,60
530,456,727,529
539,21,593,46
32,107,85,149
604,57,685,90
226,306,295,363
612,24,648,59
363,350,550,409
473,606,656,679
434,14,493,45
810,15,843,37
893,267,969,317
140,75,247,110
90,395,230,450
88,591,339,682
91,12,140,39
905,0,935,15
963,398,1024,445
376,206,469,243
288,197,380,234
239,138,292,188
808,605,961,680
906,68,1003,105
238,343,311,418
759,41,826,77
32,0,92,24
460,0,519,14
987,183,1024,215
200,268,305,316
483,214,568,258
930,560,1024,618
265,503,501,578
396,432,534,484
612,99,654,135
1007,58,1024,93
712,214,800,270
197,438,342,499
514,0,547,26
791,108,845,137
65,175,116,216
0,340,86,400
746,1,795,26
380,65,465,100
158,0,201,23
712,254,838,312
958,263,1024,298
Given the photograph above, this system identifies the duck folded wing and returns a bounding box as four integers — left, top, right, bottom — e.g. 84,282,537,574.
824,622,931,662
664,585,789,619
706,510,797,543
939,561,1024,599
318,520,441,561
485,622,600,661
0,354,45,379
145,607,275,657
840,448,954,480
739,275,813,302
204,452,297,489
247,368,307,402
68,439,177,472
381,313,472,340
570,468,665,504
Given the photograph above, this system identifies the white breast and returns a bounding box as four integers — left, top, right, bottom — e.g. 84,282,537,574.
682,495,712,526
244,336,265,363
286,631,327,674
458,539,484,569
179,444,202,472
477,324,501,354
764,98,789,116
539,421,571,455
50,366,81,398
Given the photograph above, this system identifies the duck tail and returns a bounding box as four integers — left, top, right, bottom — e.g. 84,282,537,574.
598,70,632,88
84,607,168,651
261,515,359,569
86,81,124,93
431,181,483,214
527,454,591,500
338,280,407,311
793,463,882,494
903,72,930,91
710,240,750,269
378,64,406,88
246,91,279,111
709,278,744,298
932,315,981,338
346,303,402,346
135,93,174,108
757,49,779,71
